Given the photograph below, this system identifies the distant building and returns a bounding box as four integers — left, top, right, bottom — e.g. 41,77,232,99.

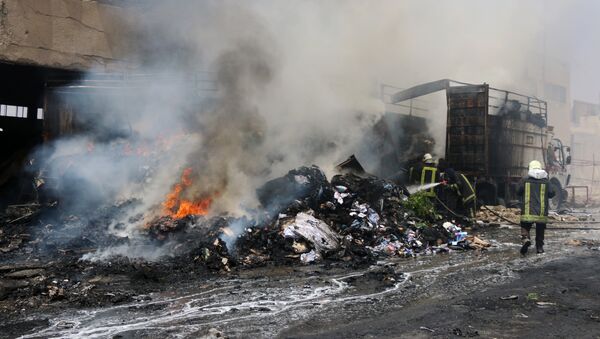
0,0,136,188
522,54,571,143
570,100,600,186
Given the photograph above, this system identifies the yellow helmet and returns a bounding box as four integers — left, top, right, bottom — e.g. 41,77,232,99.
528,160,542,170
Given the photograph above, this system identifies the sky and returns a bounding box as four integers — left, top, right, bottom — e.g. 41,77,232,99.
565,0,600,102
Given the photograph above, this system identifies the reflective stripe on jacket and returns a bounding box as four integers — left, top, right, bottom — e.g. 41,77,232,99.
458,173,476,204
420,166,438,197
518,177,556,223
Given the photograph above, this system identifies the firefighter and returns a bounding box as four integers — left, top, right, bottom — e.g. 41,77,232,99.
436,158,459,212
518,160,555,255
408,153,439,197
456,172,476,218
437,159,476,219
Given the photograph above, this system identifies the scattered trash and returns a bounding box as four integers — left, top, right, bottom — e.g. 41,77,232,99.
300,250,320,264
476,205,520,224
2,164,491,274
292,241,309,254
466,236,491,250
282,211,340,254
536,301,557,308
527,292,539,301
478,205,592,224
500,295,518,300
515,313,529,318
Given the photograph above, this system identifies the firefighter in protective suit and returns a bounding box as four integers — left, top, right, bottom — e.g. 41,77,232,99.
437,158,476,219
408,153,440,197
518,160,555,255
456,172,476,218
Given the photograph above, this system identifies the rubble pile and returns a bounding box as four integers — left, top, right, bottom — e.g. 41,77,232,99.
1,165,491,276
0,204,39,255
477,205,593,224
476,205,521,224
548,211,593,222
0,165,495,309
192,166,490,271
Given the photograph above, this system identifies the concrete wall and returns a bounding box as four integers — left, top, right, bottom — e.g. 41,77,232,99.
0,0,137,71
570,102,600,186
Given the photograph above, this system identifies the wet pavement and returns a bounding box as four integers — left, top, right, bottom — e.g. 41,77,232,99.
7,218,600,339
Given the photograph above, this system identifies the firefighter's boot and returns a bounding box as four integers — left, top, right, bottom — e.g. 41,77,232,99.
520,237,531,255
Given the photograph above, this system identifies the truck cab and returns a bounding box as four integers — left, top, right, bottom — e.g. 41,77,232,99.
546,137,571,208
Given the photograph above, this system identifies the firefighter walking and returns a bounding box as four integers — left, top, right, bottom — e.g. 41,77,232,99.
518,160,555,255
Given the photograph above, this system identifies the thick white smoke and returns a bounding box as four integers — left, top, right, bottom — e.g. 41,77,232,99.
31,0,578,256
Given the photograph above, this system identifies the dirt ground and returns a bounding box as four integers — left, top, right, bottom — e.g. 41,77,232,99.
1,219,599,338
281,254,600,339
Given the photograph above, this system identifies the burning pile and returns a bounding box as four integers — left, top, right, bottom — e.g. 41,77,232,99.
162,168,213,219
145,165,490,271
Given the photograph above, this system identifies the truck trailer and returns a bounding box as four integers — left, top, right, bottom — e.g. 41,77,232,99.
389,79,571,208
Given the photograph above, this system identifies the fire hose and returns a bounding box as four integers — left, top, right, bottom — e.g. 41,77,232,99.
434,196,468,220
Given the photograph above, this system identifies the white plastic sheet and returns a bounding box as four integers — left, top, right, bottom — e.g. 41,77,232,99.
282,211,340,254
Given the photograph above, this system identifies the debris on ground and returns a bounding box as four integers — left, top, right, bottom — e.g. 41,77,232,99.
3,165,491,272
536,301,557,308
548,211,593,222
477,205,593,224
466,236,491,250
476,205,520,224
215,165,487,268
0,164,495,309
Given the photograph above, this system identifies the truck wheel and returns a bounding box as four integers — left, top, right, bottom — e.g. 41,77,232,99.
549,179,562,211
476,183,497,206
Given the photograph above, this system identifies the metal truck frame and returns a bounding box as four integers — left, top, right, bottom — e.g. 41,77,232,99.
390,79,571,208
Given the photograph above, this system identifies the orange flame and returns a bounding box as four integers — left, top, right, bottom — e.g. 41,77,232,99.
162,167,212,219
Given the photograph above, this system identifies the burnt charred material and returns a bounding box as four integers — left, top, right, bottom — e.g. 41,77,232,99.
336,155,366,176
256,165,333,213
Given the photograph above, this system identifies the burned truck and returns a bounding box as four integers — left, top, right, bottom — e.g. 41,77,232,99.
389,79,571,207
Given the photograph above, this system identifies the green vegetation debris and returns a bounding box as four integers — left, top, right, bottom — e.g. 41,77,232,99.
402,192,440,221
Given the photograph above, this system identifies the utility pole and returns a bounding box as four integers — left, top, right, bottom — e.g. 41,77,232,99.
592,153,596,196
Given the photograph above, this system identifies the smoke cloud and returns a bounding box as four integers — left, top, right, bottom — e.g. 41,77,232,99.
31,0,586,256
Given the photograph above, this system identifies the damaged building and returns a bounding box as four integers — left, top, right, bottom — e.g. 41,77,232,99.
0,0,138,206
